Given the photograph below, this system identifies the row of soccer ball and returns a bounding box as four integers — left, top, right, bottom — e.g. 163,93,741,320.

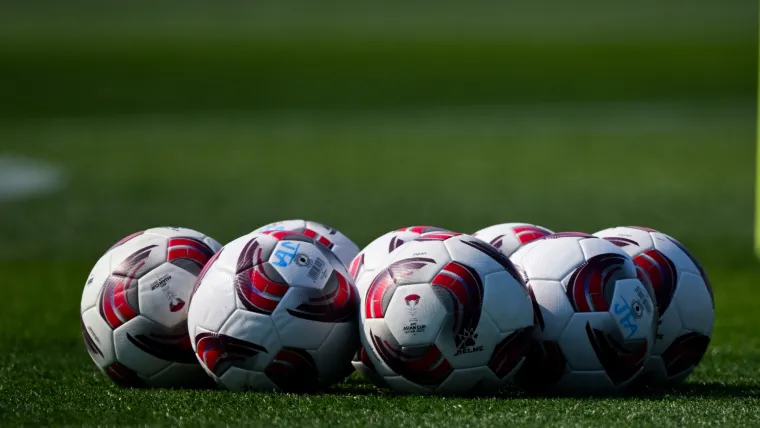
79,220,714,394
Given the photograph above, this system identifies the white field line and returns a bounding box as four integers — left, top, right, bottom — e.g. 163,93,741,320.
0,156,65,201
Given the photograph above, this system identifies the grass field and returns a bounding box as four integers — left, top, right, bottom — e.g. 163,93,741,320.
0,1,757,425
1,103,759,426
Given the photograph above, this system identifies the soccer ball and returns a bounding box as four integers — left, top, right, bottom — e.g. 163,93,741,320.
187,230,359,391
473,223,553,257
359,231,535,394
347,225,448,384
594,226,714,387
510,232,657,394
253,219,359,267
80,227,221,387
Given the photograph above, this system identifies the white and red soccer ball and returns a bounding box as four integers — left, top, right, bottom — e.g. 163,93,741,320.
594,226,714,387
187,230,360,391
358,231,535,394
473,223,553,258
253,220,359,267
509,232,657,394
347,225,448,384
80,227,221,387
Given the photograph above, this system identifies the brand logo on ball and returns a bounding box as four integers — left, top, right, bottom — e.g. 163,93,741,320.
614,285,652,338
149,274,185,312
454,328,483,356
402,293,427,335
272,242,301,267
404,294,420,318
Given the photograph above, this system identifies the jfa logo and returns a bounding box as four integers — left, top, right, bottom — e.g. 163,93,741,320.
614,295,644,338
272,242,301,267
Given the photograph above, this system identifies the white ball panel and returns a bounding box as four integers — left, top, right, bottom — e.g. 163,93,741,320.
651,305,683,355
269,240,333,290
360,318,398,377
673,272,715,335
384,283,448,347
314,321,358,385
219,366,279,392
482,271,534,333
578,237,630,263
594,227,655,253
528,280,574,340
558,313,612,371
651,233,701,275
107,234,168,279
435,312,499,369
305,220,360,267
608,278,656,343
113,316,172,377
444,235,506,277
435,366,492,394
187,265,237,334
519,238,585,281
138,262,197,330
270,288,335,350
253,220,307,233
81,252,111,312
81,307,116,368
219,309,281,371
385,240,452,284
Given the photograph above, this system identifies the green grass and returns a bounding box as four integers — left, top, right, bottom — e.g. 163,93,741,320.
0,104,758,426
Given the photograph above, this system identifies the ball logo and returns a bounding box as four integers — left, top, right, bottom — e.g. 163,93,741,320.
271,242,301,267
402,293,426,335
404,294,421,319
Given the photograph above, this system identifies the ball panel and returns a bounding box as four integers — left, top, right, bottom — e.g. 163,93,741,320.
219,366,278,391
314,321,359,385
360,318,397,377
435,311,499,369
527,280,574,340
384,283,448,347
558,313,613,371
81,253,111,312
608,278,656,343
219,309,281,372
264,347,321,392
138,262,197,330
113,316,174,378
305,220,360,267
434,366,492,395
385,240,452,285
81,307,116,368
269,240,334,290
187,265,237,334
673,272,714,335
520,238,586,281
482,271,534,333
651,233,701,275
271,288,337,350
444,235,509,277
651,305,683,356
594,227,655,253
106,234,167,281
487,327,532,382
